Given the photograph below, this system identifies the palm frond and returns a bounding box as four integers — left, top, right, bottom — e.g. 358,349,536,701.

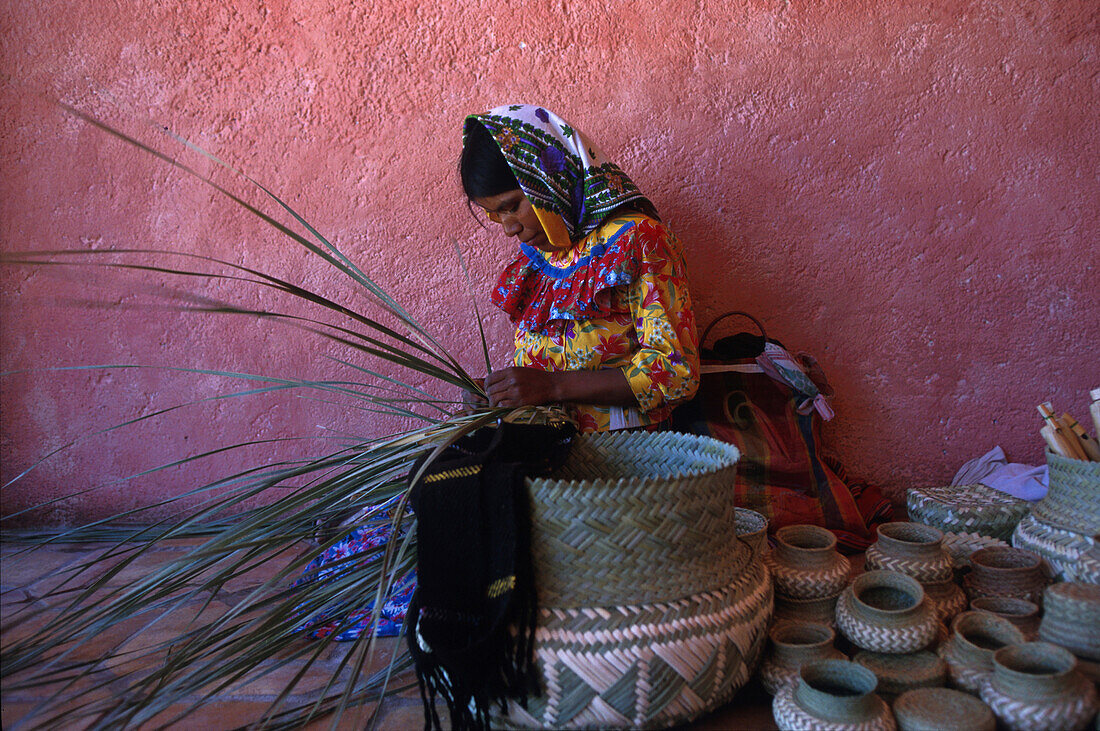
0,102,531,729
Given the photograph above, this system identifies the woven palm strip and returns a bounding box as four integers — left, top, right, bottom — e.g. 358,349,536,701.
526,431,742,608
1075,545,1100,585
1039,582,1100,661
496,561,773,730
907,484,1029,540
980,671,1098,731
1031,452,1100,536
893,688,995,731
836,584,938,654
1012,514,1095,582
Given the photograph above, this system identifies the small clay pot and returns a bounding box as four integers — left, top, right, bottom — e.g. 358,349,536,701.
835,570,939,654
772,659,894,730
866,522,954,583
759,621,845,696
765,524,851,600
970,596,1041,641
937,610,1026,695
980,641,1098,731
965,546,1047,605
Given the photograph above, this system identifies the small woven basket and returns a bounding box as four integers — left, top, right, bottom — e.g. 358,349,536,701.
734,507,769,560
969,596,1041,641
853,649,946,700
497,431,775,730
907,484,1030,540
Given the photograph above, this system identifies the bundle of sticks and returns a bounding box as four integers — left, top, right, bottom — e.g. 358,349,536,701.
1037,388,1100,462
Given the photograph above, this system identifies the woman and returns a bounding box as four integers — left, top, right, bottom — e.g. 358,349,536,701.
462,104,700,431
296,105,699,641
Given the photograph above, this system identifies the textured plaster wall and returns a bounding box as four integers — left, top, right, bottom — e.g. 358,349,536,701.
2,0,1097,524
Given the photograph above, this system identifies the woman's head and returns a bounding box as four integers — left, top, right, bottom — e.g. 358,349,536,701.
460,105,657,251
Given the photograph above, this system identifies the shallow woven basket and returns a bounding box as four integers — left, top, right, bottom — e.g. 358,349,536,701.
497,431,774,730
1031,451,1100,536
907,484,1030,540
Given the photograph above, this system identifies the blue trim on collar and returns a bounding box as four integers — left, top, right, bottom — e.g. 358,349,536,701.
520,220,637,279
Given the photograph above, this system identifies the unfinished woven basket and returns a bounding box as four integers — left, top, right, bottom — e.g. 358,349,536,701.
1012,514,1095,581
496,431,773,730
907,484,1030,540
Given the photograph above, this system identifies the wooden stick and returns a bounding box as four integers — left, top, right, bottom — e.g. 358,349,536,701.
1062,413,1100,461
1037,402,1088,460
1091,388,1100,441
1040,424,1073,458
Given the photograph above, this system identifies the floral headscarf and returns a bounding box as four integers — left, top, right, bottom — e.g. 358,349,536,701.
464,104,657,251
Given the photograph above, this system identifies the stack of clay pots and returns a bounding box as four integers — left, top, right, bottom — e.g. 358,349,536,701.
865,522,967,627
765,524,850,627
834,569,946,703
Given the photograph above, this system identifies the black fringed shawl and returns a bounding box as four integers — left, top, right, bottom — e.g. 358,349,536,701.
406,421,575,730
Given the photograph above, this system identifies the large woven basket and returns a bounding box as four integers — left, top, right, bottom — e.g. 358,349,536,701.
1030,451,1100,536
498,431,773,730
907,484,1030,540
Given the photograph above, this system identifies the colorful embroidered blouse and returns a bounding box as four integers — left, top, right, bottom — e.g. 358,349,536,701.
491,212,700,433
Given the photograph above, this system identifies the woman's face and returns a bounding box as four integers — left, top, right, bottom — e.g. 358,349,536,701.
473,189,558,253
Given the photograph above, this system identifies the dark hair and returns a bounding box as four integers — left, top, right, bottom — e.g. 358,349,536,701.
460,120,520,200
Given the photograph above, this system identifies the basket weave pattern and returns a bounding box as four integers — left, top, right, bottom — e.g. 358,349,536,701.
907,484,1029,540
501,562,773,729
1012,515,1095,581
527,431,743,608
1039,582,1100,662
835,588,938,654
864,522,954,583
1032,452,1100,535
498,431,775,730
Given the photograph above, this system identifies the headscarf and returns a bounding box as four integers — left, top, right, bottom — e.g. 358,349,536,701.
464,104,658,251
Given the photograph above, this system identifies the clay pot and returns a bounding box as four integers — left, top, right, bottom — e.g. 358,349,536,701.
923,578,968,624
759,621,846,696
765,524,851,600
893,687,996,731
980,642,1098,731
969,596,1041,641
866,522,954,583
965,546,1046,605
773,591,842,628
852,649,946,700
835,570,939,654
772,659,895,730
937,610,1026,695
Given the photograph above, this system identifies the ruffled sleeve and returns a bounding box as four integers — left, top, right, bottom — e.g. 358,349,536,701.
618,220,700,414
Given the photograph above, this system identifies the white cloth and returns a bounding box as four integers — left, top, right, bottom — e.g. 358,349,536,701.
951,446,1048,501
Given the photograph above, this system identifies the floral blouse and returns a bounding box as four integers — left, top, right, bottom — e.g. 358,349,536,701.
491,213,700,433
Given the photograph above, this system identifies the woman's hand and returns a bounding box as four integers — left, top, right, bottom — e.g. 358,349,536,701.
485,367,559,408
458,378,488,414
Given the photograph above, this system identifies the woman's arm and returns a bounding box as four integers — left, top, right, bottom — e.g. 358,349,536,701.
485,366,636,408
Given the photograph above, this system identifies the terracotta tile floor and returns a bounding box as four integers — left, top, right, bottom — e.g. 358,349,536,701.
1,539,778,730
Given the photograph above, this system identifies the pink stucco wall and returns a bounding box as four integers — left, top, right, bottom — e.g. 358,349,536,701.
2,1,1098,525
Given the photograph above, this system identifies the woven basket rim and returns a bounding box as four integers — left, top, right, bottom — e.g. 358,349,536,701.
526,430,741,491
